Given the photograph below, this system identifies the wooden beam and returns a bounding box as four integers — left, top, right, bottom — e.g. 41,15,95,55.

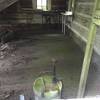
0,0,18,12
68,0,75,11
68,0,72,11
77,0,100,98
77,23,97,98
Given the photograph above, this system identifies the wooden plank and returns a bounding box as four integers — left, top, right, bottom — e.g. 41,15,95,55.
77,0,100,97
77,23,97,97
75,4,94,16
0,0,18,12
74,14,91,28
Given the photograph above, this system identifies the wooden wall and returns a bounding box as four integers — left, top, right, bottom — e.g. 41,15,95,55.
0,0,18,12
0,0,68,24
68,0,100,96
0,1,42,24
51,0,67,10
20,0,32,8
69,0,100,56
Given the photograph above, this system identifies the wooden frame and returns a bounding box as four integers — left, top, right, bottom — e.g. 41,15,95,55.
77,0,100,98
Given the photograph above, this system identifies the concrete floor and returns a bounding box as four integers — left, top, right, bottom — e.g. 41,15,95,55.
0,33,83,100
85,52,100,97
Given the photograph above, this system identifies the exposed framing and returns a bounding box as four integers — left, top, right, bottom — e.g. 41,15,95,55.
77,0,100,98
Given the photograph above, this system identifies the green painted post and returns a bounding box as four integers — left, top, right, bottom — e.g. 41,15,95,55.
77,23,96,98
77,0,100,98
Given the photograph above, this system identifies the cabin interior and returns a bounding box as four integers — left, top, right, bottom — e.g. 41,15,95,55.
0,0,100,100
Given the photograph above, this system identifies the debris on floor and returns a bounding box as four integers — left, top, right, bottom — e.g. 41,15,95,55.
0,43,16,59
0,34,83,100
0,91,13,100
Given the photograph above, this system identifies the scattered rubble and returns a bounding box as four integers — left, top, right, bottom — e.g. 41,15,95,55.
0,90,19,100
0,24,17,60
0,43,16,60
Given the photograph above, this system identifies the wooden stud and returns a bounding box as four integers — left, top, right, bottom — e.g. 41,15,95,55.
77,23,97,98
77,0,100,98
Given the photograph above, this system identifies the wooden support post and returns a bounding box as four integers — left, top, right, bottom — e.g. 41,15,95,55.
72,0,75,12
77,0,100,98
68,0,75,11
68,0,72,11
77,23,97,98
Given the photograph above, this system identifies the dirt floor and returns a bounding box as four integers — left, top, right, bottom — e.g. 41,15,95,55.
0,33,83,100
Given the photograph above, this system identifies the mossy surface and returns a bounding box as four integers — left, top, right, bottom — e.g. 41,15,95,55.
33,75,60,93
